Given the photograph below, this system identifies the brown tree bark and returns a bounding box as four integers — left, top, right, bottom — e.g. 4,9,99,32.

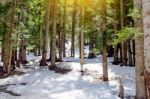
18,38,27,64
135,0,146,98
113,0,120,65
62,0,67,57
120,0,127,66
50,0,57,68
128,40,133,66
40,0,50,66
114,45,119,65
79,0,85,74
3,0,16,74
100,0,108,81
71,0,77,57
132,40,135,66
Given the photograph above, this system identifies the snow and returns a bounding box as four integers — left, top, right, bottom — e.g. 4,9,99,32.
0,47,135,99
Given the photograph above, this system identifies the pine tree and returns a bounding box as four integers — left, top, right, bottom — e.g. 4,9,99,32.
40,0,50,66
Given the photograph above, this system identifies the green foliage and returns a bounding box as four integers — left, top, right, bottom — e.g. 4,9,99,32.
129,8,142,21
113,27,143,45
92,48,100,55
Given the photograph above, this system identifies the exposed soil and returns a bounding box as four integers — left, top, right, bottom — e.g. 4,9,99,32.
0,70,24,79
49,66,72,74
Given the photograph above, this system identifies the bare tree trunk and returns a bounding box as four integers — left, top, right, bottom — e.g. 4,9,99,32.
120,0,127,66
79,0,85,74
114,45,119,65
58,30,63,61
132,40,135,66
71,0,76,57
88,38,94,59
18,38,27,64
62,0,67,57
1,36,4,62
101,0,108,81
135,0,146,98
143,0,150,72
113,1,120,64
22,45,27,64
3,0,16,74
118,78,124,99
40,0,50,66
11,49,16,70
50,0,57,68
79,32,81,58
128,40,133,66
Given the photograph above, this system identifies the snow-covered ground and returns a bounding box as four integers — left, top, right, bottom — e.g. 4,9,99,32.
0,56,135,99
0,47,135,99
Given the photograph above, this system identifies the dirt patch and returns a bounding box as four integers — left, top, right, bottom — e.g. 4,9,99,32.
49,66,72,74
0,71,24,79
20,82,27,85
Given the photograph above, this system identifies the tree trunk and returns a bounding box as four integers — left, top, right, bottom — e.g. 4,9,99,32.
101,0,108,81
62,0,67,57
88,38,95,59
114,45,119,65
18,38,27,64
132,40,135,66
11,49,16,70
135,0,146,98
128,40,133,66
3,0,16,74
71,0,76,57
40,0,50,66
1,36,4,62
120,0,127,66
50,0,57,67
58,30,63,61
79,0,85,74
113,1,120,65
143,0,150,72
79,31,81,58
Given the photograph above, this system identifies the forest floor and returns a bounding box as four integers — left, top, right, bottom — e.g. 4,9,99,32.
0,48,135,99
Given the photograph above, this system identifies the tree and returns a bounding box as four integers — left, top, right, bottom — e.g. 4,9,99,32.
120,0,127,66
143,0,150,71
100,0,108,81
79,0,84,74
134,0,146,98
3,0,16,74
71,0,77,57
143,0,150,98
62,0,67,57
113,0,120,65
40,0,50,66
50,0,57,68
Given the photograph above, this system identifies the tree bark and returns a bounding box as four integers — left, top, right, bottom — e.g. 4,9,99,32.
120,0,127,66
62,0,67,57
101,0,108,81
71,0,77,57
50,0,57,67
114,45,119,65
128,40,133,66
135,0,146,98
3,0,16,74
40,0,50,66
113,1,120,65
132,40,135,66
18,38,27,64
79,0,84,74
